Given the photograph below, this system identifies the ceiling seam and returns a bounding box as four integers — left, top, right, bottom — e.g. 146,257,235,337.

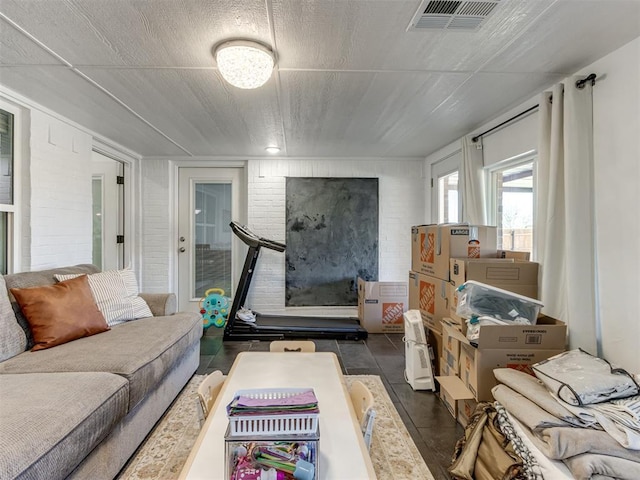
265,0,288,155
0,11,194,156
0,64,569,76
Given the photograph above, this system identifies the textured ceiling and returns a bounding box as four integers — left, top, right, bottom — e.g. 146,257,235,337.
0,0,638,159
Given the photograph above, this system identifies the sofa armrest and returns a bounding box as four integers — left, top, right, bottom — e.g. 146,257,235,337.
139,293,177,317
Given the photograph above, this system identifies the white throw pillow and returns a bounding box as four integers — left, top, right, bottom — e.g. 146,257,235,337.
55,268,152,327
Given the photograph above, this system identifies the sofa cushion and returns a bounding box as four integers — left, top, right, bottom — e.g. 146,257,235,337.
55,268,153,327
11,275,110,351
0,313,202,409
0,275,27,361
4,264,100,349
0,372,129,480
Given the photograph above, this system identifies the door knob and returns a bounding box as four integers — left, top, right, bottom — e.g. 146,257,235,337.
179,236,186,242
179,247,186,253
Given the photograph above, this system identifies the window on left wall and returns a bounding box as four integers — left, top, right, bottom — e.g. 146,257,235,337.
0,107,15,274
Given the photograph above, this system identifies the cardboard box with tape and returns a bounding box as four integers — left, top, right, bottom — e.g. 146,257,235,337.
411,224,498,281
452,315,567,401
357,278,408,333
449,257,539,299
408,271,451,334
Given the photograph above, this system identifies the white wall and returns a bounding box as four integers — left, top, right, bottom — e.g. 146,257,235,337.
1,87,142,274
27,109,94,270
245,159,425,314
140,159,173,292
140,158,425,312
582,37,640,372
424,36,640,372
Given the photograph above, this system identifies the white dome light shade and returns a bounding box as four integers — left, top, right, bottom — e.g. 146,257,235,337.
215,40,275,89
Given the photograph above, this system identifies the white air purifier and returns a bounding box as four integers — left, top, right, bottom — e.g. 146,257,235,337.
403,310,435,391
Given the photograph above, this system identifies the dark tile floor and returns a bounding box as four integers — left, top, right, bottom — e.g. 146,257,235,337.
198,328,463,480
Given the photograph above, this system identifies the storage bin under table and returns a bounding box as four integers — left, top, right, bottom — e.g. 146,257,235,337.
225,426,319,480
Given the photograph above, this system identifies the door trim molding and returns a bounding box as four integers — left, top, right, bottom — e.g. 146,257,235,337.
170,161,248,307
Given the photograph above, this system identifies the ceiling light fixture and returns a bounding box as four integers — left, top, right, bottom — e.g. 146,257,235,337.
214,40,275,89
265,146,280,154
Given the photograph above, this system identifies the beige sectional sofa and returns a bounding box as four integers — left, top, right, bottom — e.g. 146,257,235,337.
0,264,203,480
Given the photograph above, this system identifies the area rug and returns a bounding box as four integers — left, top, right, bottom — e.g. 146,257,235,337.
117,375,434,480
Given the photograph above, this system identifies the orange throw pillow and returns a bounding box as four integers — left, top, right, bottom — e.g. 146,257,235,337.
10,274,109,351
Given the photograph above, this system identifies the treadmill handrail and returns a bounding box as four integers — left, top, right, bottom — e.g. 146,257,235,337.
230,221,286,252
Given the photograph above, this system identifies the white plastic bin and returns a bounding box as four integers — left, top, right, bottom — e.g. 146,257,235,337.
227,388,319,436
456,280,543,324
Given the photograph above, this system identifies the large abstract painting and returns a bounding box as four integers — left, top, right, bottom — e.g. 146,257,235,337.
285,177,379,306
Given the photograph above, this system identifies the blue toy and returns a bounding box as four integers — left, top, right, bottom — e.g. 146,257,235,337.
199,288,230,328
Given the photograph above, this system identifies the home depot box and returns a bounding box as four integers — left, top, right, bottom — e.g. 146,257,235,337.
357,278,408,333
411,224,498,281
451,315,567,401
449,258,539,299
442,320,461,375
408,271,450,334
446,296,467,335
435,375,475,420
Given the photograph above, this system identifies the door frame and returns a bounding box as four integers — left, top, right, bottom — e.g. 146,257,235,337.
91,139,137,271
171,161,247,310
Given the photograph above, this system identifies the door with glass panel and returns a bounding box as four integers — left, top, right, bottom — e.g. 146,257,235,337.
91,151,124,271
177,168,244,312
431,153,461,223
0,108,15,274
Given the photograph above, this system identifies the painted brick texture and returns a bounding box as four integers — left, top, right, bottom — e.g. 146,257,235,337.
28,110,93,270
246,159,425,314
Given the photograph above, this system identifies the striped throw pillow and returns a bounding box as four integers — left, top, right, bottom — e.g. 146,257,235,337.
55,268,152,327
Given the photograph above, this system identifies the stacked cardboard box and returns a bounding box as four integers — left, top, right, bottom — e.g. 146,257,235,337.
447,257,539,333
408,271,451,334
436,315,567,425
357,278,408,333
409,224,565,426
411,224,498,281
409,223,497,391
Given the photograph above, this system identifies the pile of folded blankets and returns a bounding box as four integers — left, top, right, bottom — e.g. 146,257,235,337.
450,349,640,480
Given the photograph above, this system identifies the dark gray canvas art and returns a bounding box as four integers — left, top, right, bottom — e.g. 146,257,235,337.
285,177,379,306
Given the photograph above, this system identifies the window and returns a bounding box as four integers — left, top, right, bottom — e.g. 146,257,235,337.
488,158,535,255
0,107,15,274
431,152,462,223
438,171,459,223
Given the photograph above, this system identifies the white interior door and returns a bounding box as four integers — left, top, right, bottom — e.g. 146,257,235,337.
177,167,245,312
91,151,124,270
431,153,462,223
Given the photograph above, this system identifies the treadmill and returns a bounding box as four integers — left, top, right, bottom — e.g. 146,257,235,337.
223,221,368,341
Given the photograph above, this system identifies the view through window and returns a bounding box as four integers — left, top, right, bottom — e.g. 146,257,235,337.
492,161,534,254
438,171,459,224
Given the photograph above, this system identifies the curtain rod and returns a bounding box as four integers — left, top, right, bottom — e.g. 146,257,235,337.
472,73,598,143
471,104,538,143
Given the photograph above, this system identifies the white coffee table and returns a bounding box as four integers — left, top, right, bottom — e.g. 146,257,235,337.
178,351,376,479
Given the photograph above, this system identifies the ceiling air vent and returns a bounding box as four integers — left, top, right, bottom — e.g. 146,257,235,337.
408,0,500,31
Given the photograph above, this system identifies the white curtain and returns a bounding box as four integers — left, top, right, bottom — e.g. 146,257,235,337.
535,78,597,354
461,135,487,225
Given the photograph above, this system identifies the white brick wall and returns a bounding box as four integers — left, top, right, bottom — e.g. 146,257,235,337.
140,159,172,292
246,158,425,313
27,110,93,270
138,158,426,312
